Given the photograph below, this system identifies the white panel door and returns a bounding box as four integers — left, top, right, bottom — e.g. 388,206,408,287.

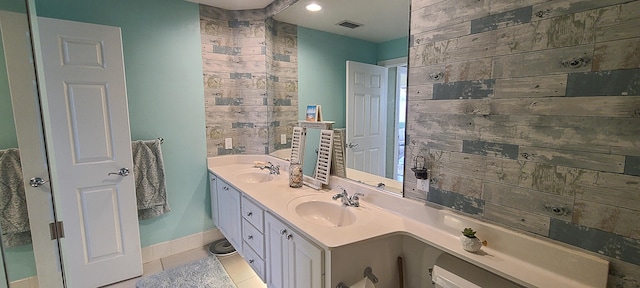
37,17,142,287
346,61,388,177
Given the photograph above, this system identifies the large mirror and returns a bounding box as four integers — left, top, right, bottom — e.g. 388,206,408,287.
271,0,410,194
0,0,38,286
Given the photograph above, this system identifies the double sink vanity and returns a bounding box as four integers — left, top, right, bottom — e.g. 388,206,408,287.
208,155,610,288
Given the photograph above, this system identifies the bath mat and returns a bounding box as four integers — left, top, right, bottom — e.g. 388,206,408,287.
136,256,236,288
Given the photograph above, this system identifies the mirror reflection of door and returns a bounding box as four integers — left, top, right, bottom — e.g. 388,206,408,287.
0,2,63,287
346,61,388,177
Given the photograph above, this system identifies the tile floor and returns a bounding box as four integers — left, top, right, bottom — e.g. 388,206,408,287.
104,246,266,288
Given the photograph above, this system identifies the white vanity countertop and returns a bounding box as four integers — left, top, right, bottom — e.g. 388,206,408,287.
207,155,609,288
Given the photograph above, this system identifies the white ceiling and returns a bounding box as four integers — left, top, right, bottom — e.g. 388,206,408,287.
189,0,410,43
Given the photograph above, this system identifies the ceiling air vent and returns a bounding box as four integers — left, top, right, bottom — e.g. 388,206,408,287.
336,20,363,29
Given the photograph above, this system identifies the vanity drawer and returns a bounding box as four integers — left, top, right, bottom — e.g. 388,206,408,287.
242,196,264,231
242,218,265,257
242,242,266,282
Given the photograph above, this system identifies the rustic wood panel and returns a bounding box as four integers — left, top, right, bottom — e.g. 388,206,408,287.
409,0,640,273
566,68,640,96
407,65,446,85
588,171,640,194
433,79,495,100
625,156,640,176
427,186,485,215
531,0,631,20
573,200,640,239
493,44,593,78
483,181,574,221
410,42,453,67
577,185,640,212
445,58,494,82
410,99,491,115
484,157,599,197
518,145,625,173
488,96,640,117
463,140,519,159
531,9,601,49
471,6,532,34
411,22,470,45
405,132,463,152
411,0,446,11
593,38,640,71
489,0,551,14
447,31,499,63
596,18,640,43
549,219,640,266
494,74,567,98
430,172,484,198
407,85,435,100
483,202,551,236
494,23,536,56
411,0,489,33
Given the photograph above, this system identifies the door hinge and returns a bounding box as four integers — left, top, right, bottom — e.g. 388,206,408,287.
49,221,64,240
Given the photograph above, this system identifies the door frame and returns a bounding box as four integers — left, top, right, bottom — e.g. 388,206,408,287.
378,57,407,181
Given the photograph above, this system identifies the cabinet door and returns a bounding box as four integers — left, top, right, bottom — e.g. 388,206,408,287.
290,230,323,288
217,181,243,254
265,213,289,288
209,173,219,227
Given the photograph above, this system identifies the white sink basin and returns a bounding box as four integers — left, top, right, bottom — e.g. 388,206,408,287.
295,201,356,227
288,194,371,228
237,172,273,183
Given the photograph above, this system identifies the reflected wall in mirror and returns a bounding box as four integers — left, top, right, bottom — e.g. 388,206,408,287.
272,0,410,194
0,0,37,286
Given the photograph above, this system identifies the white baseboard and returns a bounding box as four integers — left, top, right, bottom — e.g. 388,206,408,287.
141,228,223,263
10,275,39,288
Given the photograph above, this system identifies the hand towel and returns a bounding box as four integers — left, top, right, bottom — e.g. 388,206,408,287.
0,148,32,247
132,139,170,220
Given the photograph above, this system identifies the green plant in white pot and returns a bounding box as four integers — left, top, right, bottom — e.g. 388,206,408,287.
460,228,482,253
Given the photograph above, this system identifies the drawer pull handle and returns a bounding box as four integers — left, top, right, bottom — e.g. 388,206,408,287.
286,234,293,240
248,259,254,264
223,186,229,191
248,235,253,240
246,211,253,217
280,229,287,235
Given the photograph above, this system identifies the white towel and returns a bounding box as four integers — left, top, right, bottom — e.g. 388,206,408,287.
0,148,32,247
132,139,170,220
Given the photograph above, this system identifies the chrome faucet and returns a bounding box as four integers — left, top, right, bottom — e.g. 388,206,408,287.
260,162,280,175
332,187,364,207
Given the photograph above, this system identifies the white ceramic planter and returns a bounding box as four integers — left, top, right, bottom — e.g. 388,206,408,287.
460,235,482,253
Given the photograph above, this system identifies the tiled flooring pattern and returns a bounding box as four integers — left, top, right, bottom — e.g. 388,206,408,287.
104,246,265,288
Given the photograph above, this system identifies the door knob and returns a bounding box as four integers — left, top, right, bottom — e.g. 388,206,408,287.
29,177,48,187
108,167,130,177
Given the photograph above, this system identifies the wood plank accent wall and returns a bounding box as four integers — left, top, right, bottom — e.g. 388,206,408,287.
406,0,640,285
200,5,298,157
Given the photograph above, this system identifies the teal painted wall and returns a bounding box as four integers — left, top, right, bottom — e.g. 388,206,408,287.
297,27,378,129
34,0,211,250
297,27,408,174
0,0,25,149
0,36,18,150
378,36,409,62
0,0,26,13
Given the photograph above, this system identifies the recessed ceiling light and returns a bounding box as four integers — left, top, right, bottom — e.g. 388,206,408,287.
306,3,322,12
